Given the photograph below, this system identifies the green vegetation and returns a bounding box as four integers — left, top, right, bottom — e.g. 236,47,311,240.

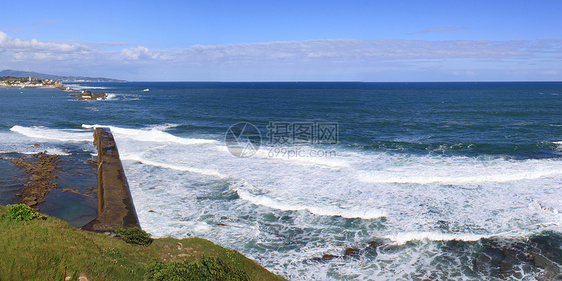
116,226,154,246
6,204,46,221
148,257,251,281
0,205,286,281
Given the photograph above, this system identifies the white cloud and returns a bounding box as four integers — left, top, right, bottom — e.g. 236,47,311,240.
1,31,561,81
120,46,160,60
0,32,90,54
110,38,560,67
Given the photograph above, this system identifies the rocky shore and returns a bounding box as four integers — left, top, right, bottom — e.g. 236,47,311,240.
306,235,562,279
69,90,108,100
12,151,62,210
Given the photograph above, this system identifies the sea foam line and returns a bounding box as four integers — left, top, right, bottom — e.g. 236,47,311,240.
121,154,224,178
10,125,92,142
385,222,559,244
82,124,216,145
358,169,562,185
235,188,386,219
356,155,562,185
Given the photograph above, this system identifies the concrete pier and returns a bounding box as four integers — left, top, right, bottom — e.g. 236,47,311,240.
82,127,140,232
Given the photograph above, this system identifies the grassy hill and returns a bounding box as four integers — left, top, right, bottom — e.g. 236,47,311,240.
0,205,286,281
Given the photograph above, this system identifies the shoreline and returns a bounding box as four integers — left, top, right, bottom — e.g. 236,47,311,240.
12,151,61,210
1,81,110,100
1,127,287,280
6,149,98,227
2,81,561,280
0,84,60,89
9,127,139,231
0,83,78,91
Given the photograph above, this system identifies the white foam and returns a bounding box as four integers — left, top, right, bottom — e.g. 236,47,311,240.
91,124,562,280
357,155,562,185
64,84,110,90
104,93,117,100
10,125,92,142
359,169,561,184
82,124,216,145
236,188,385,219
385,221,561,244
22,148,71,155
529,200,560,216
252,146,349,168
386,232,490,244
149,123,180,130
122,154,224,178
0,147,71,155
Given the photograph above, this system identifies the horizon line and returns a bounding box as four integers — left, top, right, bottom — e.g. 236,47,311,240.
101,80,562,83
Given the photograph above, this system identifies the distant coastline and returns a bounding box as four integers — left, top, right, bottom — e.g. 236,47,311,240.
0,76,74,91
0,69,126,83
0,75,110,100
0,83,65,89
0,69,126,96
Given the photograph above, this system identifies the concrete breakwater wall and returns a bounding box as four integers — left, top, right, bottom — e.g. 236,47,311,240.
82,127,140,232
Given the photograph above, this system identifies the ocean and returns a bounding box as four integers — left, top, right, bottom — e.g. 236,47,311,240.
1,82,561,280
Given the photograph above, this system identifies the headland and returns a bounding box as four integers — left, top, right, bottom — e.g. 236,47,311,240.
1,75,109,100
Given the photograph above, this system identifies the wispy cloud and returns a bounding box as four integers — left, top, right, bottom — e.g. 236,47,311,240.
0,31,560,81
0,32,91,55
116,39,557,63
419,27,469,33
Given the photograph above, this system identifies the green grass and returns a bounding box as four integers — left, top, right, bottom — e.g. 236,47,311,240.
0,205,286,281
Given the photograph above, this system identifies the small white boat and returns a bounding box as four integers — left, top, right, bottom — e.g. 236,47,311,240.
142,88,150,92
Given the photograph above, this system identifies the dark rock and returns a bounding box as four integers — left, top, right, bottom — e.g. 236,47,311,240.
528,234,562,278
12,152,62,208
307,254,339,263
306,241,386,264
70,90,107,100
344,247,361,258
366,240,383,251
472,246,506,277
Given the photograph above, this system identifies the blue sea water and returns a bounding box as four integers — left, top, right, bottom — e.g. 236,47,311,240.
1,82,561,280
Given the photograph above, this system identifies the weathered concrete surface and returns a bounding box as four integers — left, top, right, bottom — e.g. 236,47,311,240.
82,127,140,232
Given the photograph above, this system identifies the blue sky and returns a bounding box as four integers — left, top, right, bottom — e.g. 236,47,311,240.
1,0,561,81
